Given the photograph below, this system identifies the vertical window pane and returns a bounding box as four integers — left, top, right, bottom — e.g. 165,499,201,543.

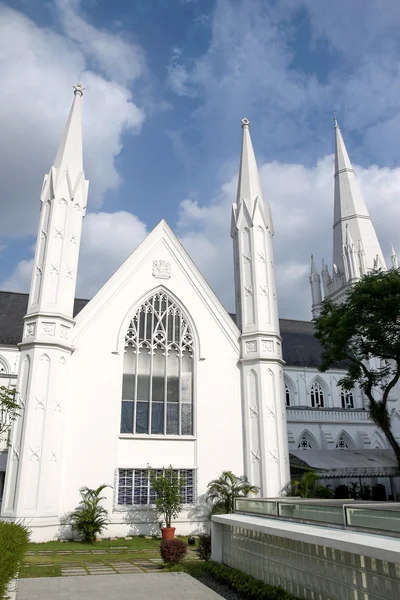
120,401,133,433
167,403,179,435
136,401,149,433
167,351,179,402
151,402,164,434
181,352,192,403
152,347,165,402
181,404,193,435
122,374,135,400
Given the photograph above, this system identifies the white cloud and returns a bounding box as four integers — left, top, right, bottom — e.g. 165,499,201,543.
0,2,145,240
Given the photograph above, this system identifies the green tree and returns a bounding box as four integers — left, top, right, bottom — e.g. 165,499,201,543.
314,269,400,467
149,466,186,528
206,471,259,515
287,471,333,498
69,484,110,544
0,386,19,446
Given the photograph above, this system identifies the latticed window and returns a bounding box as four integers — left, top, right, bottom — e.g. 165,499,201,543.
310,382,325,408
341,390,354,409
336,437,348,449
298,436,312,450
117,468,195,506
120,293,194,435
284,383,291,407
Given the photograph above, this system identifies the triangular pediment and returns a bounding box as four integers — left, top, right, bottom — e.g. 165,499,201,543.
72,220,239,353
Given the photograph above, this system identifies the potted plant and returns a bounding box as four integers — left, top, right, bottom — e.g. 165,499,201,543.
149,465,186,540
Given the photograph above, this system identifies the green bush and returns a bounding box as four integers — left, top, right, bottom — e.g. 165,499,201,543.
68,484,110,544
204,561,301,600
196,533,211,561
0,520,30,599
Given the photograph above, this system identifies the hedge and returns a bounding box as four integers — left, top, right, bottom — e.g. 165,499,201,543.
0,520,30,599
203,561,302,600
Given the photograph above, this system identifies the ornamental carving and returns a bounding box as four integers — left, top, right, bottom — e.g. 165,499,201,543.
60,325,70,339
42,322,55,336
26,323,36,337
249,404,259,418
29,446,41,462
245,341,257,353
152,259,171,279
251,450,261,463
262,340,273,352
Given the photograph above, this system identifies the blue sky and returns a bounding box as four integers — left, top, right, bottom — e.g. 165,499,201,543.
2,0,400,319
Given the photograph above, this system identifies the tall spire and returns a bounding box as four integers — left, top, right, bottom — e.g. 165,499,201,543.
232,117,290,498
332,117,386,279
235,118,273,232
53,83,84,185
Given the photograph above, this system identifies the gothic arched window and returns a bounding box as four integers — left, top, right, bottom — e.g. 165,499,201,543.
0,358,7,375
336,437,348,449
341,390,354,409
298,436,312,450
310,381,325,408
120,292,194,436
284,383,291,407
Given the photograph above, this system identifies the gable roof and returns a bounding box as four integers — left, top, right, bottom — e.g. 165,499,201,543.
0,291,326,368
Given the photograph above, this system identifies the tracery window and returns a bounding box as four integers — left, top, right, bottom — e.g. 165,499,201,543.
120,293,194,436
310,382,325,408
341,390,354,409
298,436,312,450
284,383,291,407
0,360,6,375
336,437,348,449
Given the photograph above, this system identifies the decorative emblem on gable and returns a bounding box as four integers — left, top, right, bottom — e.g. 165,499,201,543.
152,259,171,279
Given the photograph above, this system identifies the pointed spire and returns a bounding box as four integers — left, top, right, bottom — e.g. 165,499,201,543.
392,246,399,270
236,117,273,232
310,255,318,277
332,117,386,278
53,83,84,184
321,260,331,296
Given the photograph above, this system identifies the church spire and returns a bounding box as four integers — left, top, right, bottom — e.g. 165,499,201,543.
27,83,88,317
333,117,386,279
232,117,289,498
234,117,273,232
310,255,322,317
53,83,84,184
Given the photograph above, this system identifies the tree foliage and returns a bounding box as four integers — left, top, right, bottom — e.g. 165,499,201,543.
0,386,19,445
285,471,333,498
69,484,110,544
206,471,259,515
314,269,400,466
149,466,186,528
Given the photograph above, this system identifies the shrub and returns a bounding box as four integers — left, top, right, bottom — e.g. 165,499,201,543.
196,533,211,561
204,561,301,600
160,539,187,565
68,484,110,544
0,520,30,599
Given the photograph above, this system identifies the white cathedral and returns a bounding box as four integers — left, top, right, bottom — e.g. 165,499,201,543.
0,85,399,541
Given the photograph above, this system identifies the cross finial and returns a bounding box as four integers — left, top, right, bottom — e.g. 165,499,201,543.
241,117,250,128
73,82,84,97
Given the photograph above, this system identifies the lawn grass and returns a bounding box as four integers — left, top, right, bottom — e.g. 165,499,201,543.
19,564,62,579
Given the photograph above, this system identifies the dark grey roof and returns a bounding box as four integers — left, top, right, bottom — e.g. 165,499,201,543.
0,291,89,346
0,292,324,368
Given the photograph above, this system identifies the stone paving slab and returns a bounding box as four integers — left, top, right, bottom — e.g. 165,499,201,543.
17,573,225,599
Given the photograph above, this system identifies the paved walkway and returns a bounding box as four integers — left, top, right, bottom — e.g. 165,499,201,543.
17,573,224,600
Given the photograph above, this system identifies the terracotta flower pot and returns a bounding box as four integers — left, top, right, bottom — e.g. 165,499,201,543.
161,527,176,541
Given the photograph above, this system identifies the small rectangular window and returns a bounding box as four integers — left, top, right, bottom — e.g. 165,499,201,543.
117,468,196,506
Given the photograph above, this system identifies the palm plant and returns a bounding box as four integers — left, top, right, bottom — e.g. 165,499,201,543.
69,484,110,544
206,471,259,515
286,471,333,499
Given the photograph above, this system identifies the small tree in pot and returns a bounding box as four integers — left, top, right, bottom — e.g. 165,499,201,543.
149,465,186,540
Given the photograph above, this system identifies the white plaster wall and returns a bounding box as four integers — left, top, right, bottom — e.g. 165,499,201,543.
57,227,243,537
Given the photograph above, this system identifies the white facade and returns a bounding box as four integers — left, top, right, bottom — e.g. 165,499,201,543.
0,88,399,541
